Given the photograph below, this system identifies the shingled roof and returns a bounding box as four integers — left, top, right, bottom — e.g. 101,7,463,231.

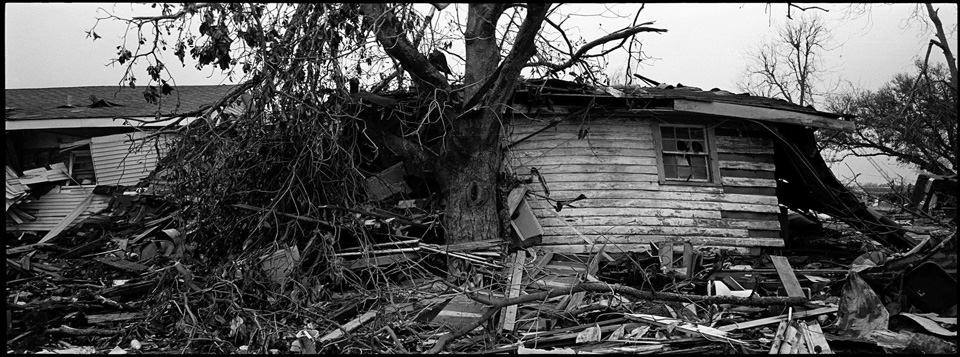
5,85,235,120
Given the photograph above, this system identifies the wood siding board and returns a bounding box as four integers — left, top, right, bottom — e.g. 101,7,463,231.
721,177,777,188
538,236,785,247
512,156,658,166
537,216,780,230
554,199,780,213
530,207,723,219
540,225,751,237
716,136,775,154
90,132,170,186
510,147,656,158
526,190,778,204
529,173,661,183
718,161,776,171
530,182,724,192
537,244,756,255
721,211,780,220
509,140,655,150
723,186,777,196
6,190,111,232
748,229,782,238
719,169,777,180
718,153,775,164
510,164,659,175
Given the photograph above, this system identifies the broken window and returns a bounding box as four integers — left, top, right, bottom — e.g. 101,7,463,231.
655,124,717,184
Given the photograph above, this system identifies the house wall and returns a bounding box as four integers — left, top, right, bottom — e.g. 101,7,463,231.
506,116,782,254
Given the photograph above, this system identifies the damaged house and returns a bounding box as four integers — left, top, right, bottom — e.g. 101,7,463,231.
498,79,911,255
5,85,233,239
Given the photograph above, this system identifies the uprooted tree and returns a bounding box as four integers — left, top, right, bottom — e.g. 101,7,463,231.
89,3,666,271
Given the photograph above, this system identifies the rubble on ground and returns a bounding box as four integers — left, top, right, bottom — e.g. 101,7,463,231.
6,177,957,354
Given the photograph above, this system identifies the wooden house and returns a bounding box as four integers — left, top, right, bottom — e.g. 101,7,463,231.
501,80,890,254
5,85,234,234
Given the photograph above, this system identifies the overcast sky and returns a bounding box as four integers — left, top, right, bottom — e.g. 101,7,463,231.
5,3,957,184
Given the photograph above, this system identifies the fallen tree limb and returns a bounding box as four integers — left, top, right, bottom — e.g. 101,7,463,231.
45,326,120,336
427,281,809,353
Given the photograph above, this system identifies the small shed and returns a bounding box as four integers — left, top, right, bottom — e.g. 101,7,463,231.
503,80,876,254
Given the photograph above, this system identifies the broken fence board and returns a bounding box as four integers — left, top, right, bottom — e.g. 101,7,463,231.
716,306,837,332
803,321,833,354
769,255,806,298
318,310,379,343
500,252,526,332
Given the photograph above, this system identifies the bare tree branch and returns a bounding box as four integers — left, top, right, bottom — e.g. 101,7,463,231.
527,23,667,75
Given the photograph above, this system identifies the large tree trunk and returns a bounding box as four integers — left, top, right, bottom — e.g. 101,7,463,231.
440,110,503,243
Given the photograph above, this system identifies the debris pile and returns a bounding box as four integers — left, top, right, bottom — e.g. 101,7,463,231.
6,176,956,354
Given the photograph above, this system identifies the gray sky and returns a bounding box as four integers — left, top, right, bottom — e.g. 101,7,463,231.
6,3,957,184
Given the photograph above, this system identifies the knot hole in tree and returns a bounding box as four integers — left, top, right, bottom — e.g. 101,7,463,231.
468,181,484,206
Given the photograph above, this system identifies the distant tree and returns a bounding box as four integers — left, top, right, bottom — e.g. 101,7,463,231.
824,61,957,176
738,13,833,107
89,3,666,257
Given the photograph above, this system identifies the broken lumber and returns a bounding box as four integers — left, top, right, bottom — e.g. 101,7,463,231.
318,310,379,343
499,252,526,332
624,313,748,346
769,255,805,298
715,306,837,332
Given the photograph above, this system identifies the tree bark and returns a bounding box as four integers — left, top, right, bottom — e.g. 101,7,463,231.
925,3,958,92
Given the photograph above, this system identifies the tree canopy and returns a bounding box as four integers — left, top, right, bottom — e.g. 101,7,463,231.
825,61,957,176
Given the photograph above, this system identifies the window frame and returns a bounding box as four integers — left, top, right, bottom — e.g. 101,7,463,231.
652,122,721,186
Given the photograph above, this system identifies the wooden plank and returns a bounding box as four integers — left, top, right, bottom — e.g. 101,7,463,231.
716,136,775,154
540,235,785,247
527,189,779,205
748,229,781,238
85,312,141,324
537,216,781,230
319,310,379,343
509,147,656,158
507,186,529,216
768,320,790,353
718,152,775,164
537,244,754,255
721,211,779,220
527,172,661,183
513,156,658,166
803,321,833,354
530,196,614,262
719,161,776,171
777,321,802,353
682,242,694,278
540,225,751,238
94,256,149,273
723,186,777,196
721,177,777,188
37,192,95,244
509,163,659,175
550,199,780,213
509,139,655,151
720,169,777,179
510,123,653,135
531,207,723,219
500,252,526,332
672,99,854,131
528,181,723,193
769,255,805,298
625,313,748,345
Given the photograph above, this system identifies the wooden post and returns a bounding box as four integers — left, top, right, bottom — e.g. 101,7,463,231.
682,242,694,278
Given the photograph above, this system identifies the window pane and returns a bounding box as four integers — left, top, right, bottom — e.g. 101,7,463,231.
664,164,678,178
660,126,676,139
691,167,709,180
689,155,707,167
662,139,677,152
691,141,705,153
690,128,704,139
675,127,690,139
676,140,689,152
677,165,692,179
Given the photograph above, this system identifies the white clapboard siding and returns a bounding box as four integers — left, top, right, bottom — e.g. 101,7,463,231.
5,188,111,232
90,132,172,186
507,117,783,251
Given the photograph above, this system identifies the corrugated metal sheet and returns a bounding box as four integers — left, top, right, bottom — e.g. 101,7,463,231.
5,188,111,232
90,132,172,186
6,166,30,211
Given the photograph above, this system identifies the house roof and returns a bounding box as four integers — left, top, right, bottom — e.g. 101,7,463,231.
512,79,853,131
5,85,236,129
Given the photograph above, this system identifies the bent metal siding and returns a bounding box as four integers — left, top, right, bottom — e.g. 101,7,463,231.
506,116,782,254
90,132,172,187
